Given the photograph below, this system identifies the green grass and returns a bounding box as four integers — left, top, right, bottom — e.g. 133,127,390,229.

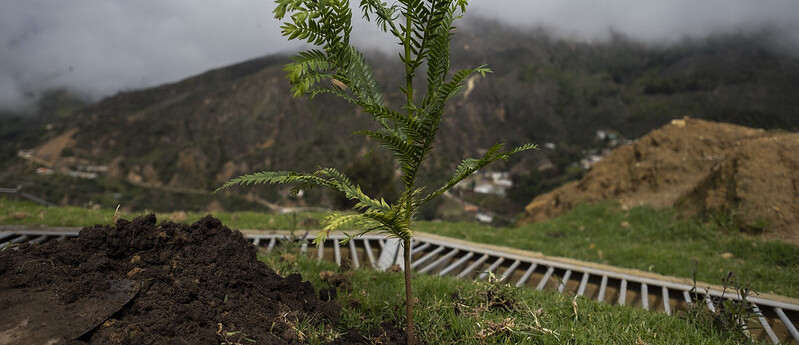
0,197,327,230
262,250,766,345
416,202,799,299
2,197,797,298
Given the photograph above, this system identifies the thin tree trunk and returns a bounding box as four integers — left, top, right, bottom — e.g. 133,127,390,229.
403,237,415,345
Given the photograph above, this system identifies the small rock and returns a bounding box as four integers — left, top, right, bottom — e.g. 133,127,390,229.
671,119,686,128
319,270,354,291
126,267,143,277
169,211,187,222
319,270,335,280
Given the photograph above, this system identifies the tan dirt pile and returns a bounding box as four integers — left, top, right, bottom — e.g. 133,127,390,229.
519,118,799,245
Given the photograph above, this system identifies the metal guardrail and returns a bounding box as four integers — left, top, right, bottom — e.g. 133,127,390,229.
0,187,56,207
1,228,797,344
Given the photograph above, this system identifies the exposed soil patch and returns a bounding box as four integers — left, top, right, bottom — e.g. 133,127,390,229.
0,215,402,344
520,118,799,244
677,133,799,242
30,128,78,166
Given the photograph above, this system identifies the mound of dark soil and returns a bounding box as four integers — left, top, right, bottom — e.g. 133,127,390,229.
519,118,798,244
0,215,367,345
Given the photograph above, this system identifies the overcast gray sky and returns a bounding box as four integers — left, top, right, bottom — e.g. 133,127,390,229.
2,0,798,112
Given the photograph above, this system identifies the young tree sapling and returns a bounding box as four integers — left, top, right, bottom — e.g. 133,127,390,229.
218,1,535,343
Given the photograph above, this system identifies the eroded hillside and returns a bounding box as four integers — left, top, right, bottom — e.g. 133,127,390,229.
520,118,798,244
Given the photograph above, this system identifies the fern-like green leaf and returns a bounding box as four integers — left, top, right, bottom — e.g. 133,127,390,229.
318,167,391,211
421,143,538,204
214,171,306,193
342,46,383,104
217,168,391,213
360,0,401,36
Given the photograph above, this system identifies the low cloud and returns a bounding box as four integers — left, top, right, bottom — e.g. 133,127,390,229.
0,0,297,111
2,0,798,112
467,0,799,46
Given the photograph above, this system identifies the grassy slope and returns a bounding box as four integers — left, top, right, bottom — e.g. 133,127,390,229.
416,202,799,299
263,250,762,345
2,198,797,298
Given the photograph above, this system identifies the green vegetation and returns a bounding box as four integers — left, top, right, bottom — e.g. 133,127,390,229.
415,201,799,298
3,198,796,300
0,197,326,230
0,173,268,213
4,25,798,214
219,0,534,343
1,197,118,227
682,270,762,344
262,250,767,344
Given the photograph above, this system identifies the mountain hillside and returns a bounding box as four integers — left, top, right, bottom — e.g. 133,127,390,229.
3,19,799,213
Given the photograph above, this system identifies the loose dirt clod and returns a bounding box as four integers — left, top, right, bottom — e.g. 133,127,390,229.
0,215,342,345
319,271,354,291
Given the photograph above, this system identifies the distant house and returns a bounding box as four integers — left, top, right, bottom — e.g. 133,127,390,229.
474,171,513,196
66,170,97,179
453,170,514,196
580,154,604,170
473,183,495,194
475,212,493,223
35,167,54,175
490,172,513,187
